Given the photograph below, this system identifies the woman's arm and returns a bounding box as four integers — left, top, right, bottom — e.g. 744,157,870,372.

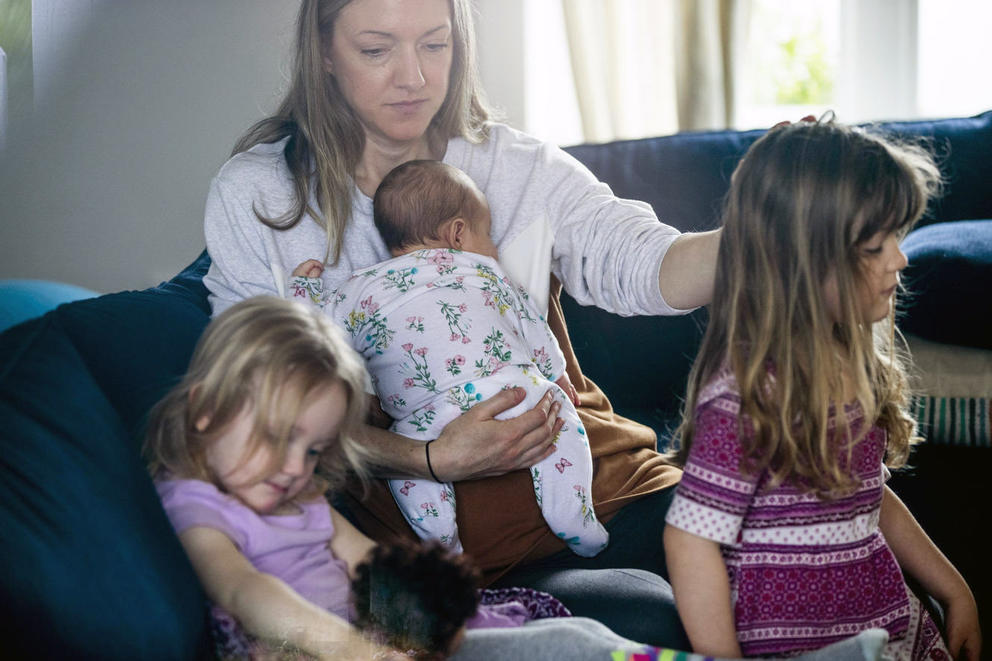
879,486,981,660
177,526,389,660
657,229,721,310
357,386,563,481
663,525,741,657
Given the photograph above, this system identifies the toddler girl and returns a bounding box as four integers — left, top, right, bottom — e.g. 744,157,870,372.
663,120,981,660
290,160,609,557
144,296,397,659
144,296,667,660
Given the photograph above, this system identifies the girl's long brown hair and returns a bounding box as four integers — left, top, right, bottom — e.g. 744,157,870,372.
673,120,942,496
232,0,494,265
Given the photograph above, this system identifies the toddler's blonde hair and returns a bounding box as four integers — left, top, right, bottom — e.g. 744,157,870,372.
145,296,370,499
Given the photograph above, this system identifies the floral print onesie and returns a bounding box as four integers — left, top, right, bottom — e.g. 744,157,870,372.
290,248,609,557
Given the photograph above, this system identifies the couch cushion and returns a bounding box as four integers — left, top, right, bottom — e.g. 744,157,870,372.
0,279,98,333
53,251,213,440
900,220,992,350
882,110,992,228
0,253,213,658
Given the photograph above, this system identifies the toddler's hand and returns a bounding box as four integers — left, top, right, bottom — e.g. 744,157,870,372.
293,259,324,279
555,374,580,407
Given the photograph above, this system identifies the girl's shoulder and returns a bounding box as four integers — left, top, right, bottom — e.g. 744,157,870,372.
696,364,743,413
155,477,243,513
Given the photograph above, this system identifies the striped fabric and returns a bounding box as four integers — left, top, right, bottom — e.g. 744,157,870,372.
912,395,991,447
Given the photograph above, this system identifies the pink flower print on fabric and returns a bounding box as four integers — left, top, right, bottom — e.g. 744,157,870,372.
427,250,455,275
444,354,467,377
360,296,379,314
420,502,439,518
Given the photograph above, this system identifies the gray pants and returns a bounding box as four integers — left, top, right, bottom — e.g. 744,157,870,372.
493,487,690,648
454,617,646,660
454,620,888,661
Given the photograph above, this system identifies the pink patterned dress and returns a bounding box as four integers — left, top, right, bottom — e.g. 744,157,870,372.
665,369,949,659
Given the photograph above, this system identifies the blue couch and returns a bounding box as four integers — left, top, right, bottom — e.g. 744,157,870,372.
1,111,989,658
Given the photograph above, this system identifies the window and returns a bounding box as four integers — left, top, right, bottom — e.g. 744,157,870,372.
0,0,32,148
734,0,841,130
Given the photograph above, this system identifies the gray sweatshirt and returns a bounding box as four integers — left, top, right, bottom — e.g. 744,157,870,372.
204,123,689,319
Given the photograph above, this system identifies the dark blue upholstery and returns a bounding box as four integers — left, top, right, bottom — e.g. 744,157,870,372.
901,220,992,350
0,253,213,659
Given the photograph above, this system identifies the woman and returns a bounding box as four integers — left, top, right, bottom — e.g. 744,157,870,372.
204,0,719,647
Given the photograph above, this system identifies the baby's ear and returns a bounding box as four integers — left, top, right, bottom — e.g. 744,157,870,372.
445,217,468,248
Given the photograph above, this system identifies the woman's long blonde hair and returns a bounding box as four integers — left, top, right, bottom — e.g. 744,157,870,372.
233,0,494,265
673,120,942,496
144,297,371,499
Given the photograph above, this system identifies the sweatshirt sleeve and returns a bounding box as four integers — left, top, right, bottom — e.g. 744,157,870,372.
541,143,689,317
203,178,281,316
468,126,692,318
202,150,295,317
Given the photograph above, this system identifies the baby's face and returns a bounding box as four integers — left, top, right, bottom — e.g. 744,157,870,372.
459,209,498,260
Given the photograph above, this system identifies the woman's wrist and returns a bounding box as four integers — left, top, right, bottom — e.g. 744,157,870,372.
425,439,443,482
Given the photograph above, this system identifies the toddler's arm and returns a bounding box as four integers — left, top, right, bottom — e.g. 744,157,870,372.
663,524,742,657
879,486,981,660
329,507,378,577
176,525,390,660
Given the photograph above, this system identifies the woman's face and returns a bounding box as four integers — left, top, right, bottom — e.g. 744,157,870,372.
325,0,453,150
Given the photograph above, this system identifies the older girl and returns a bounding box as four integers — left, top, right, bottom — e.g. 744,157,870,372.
663,121,981,660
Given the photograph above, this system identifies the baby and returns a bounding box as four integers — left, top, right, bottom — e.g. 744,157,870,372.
290,160,609,557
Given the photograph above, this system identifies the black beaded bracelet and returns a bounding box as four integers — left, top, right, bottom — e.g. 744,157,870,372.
425,439,441,482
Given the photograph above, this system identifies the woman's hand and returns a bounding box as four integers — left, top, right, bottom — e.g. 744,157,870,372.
430,387,563,482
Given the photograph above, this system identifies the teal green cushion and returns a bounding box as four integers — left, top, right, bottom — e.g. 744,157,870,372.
0,279,98,332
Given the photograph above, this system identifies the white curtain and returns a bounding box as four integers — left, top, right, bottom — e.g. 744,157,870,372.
562,0,741,142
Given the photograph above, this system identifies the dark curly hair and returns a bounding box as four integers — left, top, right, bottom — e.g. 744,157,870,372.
351,541,481,659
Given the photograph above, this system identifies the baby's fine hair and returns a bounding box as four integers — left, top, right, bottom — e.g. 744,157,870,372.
144,296,371,496
373,160,489,252
351,540,480,659
675,119,942,496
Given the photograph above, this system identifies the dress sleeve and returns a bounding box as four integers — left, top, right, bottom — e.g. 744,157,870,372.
156,480,249,551
664,396,760,546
